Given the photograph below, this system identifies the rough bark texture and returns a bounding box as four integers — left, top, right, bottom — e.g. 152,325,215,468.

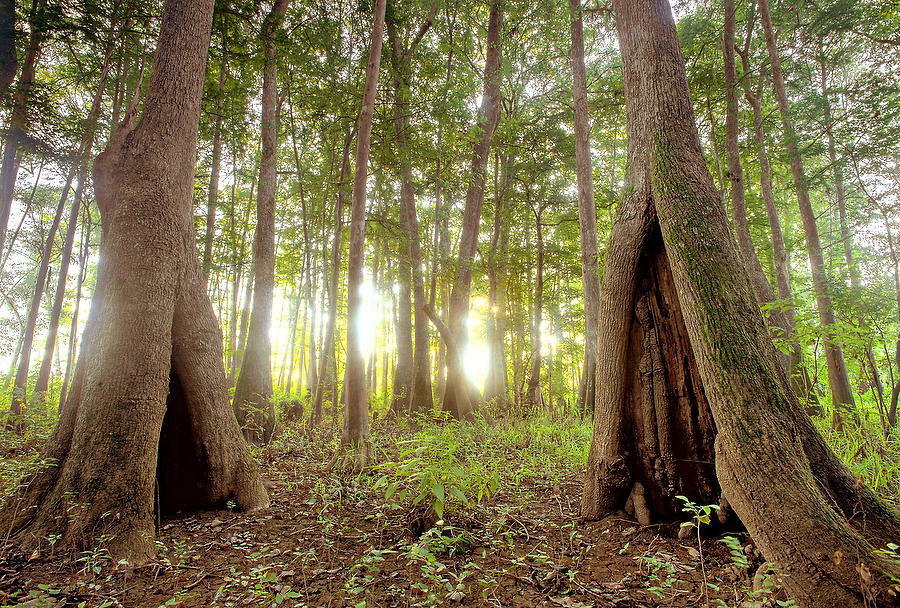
570,0,601,415
232,0,290,444
342,0,386,464
583,1,900,606
757,0,856,424
440,0,502,419
0,0,268,563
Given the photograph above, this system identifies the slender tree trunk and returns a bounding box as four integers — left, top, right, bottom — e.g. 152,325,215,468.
583,2,900,606
570,0,601,414
9,171,76,418
0,0,46,255
33,47,114,403
484,152,511,407
526,197,545,411
313,129,352,426
388,16,434,412
342,0,386,466
59,217,90,411
817,53,885,406
0,0,267,562
757,0,856,426
437,0,503,419
723,0,792,379
202,47,228,282
232,0,290,443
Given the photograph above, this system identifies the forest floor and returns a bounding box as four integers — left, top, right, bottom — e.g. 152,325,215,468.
0,412,809,607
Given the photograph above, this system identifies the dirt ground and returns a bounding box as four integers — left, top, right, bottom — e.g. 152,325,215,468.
0,430,779,608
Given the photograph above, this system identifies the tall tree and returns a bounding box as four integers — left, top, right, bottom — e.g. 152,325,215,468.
582,1,900,606
0,0,15,99
438,0,503,419
0,0,268,562
232,0,291,443
569,0,601,414
342,0,387,466
757,0,856,426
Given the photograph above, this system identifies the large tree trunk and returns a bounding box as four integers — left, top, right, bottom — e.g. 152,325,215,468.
342,0,385,466
438,0,503,419
582,1,900,605
0,0,268,563
757,0,856,427
570,0,601,415
232,0,290,444
388,15,435,413
391,259,414,413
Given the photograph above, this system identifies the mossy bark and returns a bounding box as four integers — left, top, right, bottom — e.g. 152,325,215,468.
583,1,900,606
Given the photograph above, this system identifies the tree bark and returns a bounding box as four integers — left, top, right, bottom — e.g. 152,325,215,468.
0,0,268,562
583,2,900,606
342,0,386,466
757,0,856,426
570,0,601,416
484,152,511,407
232,0,290,444
438,0,503,419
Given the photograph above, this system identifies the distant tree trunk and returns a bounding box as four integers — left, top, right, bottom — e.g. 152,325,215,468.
757,0,856,427
391,260,414,413
570,0,601,416
202,47,228,282
0,0,15,100
526,194,546,411
33,47,114,403
0,0,46,256
388,15,434,412
313,128,353,426
342,0,386,466
817,53,885,406
438,0,502,419
583,2,900,606
0,0,267,562
232,0,290,444
59,216,90,411
9,171,76,419
723,0,792,378
735,42,816,407
484,152,511,407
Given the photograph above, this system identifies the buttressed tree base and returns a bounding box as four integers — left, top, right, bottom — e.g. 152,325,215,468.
582,0,900,606
0,0,268,563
